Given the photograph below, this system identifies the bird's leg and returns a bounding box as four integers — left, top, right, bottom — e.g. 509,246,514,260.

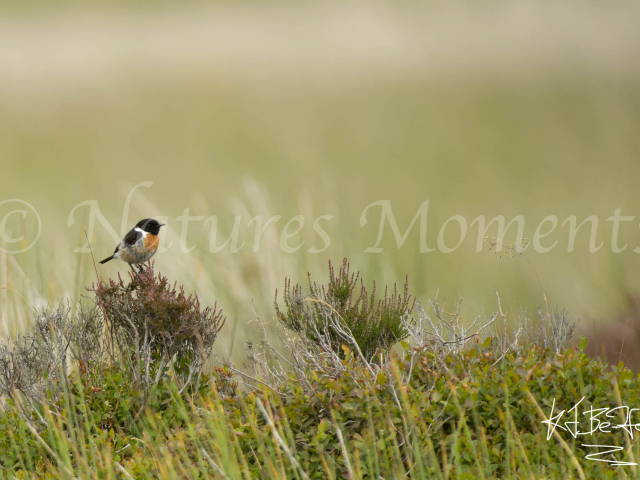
129,263,137,275
137,263,146,274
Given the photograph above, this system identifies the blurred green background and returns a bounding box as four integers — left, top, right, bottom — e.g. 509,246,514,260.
1,1,640,360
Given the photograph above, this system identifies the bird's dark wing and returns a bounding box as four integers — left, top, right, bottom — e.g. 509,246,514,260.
123,227,142,246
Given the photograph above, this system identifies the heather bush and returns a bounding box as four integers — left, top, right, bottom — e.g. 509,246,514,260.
0,263,226,418
0,304,105,406
275,258,415,363
89,262,226,395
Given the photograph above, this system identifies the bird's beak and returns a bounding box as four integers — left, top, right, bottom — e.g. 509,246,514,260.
159,223,166,227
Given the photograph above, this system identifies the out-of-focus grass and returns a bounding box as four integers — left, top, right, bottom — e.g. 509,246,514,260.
1,3,640,353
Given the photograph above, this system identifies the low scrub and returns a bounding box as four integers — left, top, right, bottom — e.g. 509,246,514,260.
3,258,632,480
1,335,636,479
89,265,225,396
275,258,415,362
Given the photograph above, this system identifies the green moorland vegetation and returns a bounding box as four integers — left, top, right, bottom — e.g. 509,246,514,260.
1,258,640,479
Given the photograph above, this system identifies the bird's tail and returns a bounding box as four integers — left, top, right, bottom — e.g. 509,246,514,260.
99,255,114,264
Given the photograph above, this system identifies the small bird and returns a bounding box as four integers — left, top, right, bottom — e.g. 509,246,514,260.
99,218,165,273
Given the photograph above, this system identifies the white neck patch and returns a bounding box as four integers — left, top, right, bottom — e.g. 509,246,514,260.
135,227,148,237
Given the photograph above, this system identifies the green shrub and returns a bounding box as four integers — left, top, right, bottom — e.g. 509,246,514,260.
90,262,225,361
275,258,415,361
3,261,639,479
216,337,640,479
89,262,226,393
4,336,635,479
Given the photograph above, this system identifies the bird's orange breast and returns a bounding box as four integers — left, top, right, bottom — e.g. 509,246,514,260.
142,234,159,253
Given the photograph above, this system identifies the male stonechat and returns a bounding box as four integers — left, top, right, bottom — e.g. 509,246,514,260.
99,218,165,273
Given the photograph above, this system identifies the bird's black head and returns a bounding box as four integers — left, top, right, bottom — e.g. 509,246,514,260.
136,218,165,235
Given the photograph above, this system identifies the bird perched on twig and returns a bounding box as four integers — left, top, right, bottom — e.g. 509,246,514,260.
99,218,165,273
